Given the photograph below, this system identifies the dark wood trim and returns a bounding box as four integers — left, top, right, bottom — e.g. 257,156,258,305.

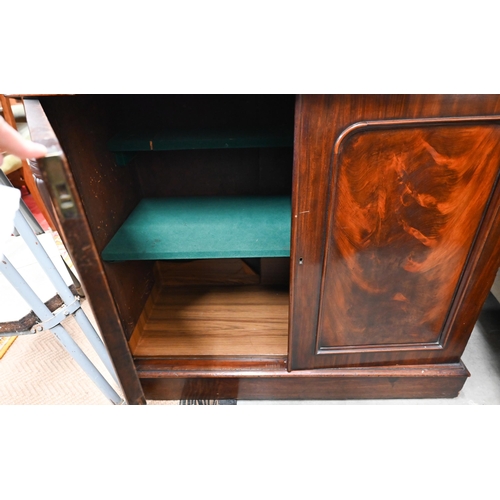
439,168,500,359
334,115,500,154
139,361,470,401
135,356,288,374
23,99,146,405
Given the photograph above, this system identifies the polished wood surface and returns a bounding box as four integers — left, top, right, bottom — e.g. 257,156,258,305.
290,95,500,370
138,361,469,400
319,123,500,348
130,285,289,357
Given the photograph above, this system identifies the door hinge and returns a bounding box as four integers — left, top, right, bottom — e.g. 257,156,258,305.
42,153,78,220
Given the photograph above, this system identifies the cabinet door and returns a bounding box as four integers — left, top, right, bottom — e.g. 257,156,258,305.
289,95,500,370
22,98,146,404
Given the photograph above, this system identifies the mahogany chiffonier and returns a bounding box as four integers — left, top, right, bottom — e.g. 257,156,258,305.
22,95,500,404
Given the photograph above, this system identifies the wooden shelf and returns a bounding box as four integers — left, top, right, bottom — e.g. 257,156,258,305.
129,285,289,357
101,196,291,261
108,126,293,152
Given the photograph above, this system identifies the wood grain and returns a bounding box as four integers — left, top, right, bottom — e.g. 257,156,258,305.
318,123,500,348
130,285,289,357
289,95,500,370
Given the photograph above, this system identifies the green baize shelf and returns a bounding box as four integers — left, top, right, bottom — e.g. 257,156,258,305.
101,196,291,261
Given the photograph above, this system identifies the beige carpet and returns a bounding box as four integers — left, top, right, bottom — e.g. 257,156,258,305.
0,298,177,405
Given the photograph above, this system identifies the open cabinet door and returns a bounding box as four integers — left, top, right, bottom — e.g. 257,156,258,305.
23,98,146,404
289,95,500,371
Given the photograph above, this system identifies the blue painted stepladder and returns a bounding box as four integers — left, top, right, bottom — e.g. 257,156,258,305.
0,171,124,404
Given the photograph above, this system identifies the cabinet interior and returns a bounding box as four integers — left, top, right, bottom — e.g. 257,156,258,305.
75,95,297,359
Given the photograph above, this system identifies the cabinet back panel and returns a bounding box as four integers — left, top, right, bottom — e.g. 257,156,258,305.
134,148,293,198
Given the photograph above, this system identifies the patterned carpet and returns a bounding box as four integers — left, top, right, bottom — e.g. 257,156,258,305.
0,298,120,404
0,192,233,404
0,295,235,404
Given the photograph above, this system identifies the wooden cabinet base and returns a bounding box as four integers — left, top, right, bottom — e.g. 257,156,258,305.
137,359,469,401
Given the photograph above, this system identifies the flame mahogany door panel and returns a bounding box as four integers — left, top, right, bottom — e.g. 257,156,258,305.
290,95,500,370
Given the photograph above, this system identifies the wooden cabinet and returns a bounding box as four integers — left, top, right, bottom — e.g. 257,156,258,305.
23,95,500,404
290,95,500,371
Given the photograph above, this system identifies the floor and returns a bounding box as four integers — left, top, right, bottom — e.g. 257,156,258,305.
1,218,500,405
